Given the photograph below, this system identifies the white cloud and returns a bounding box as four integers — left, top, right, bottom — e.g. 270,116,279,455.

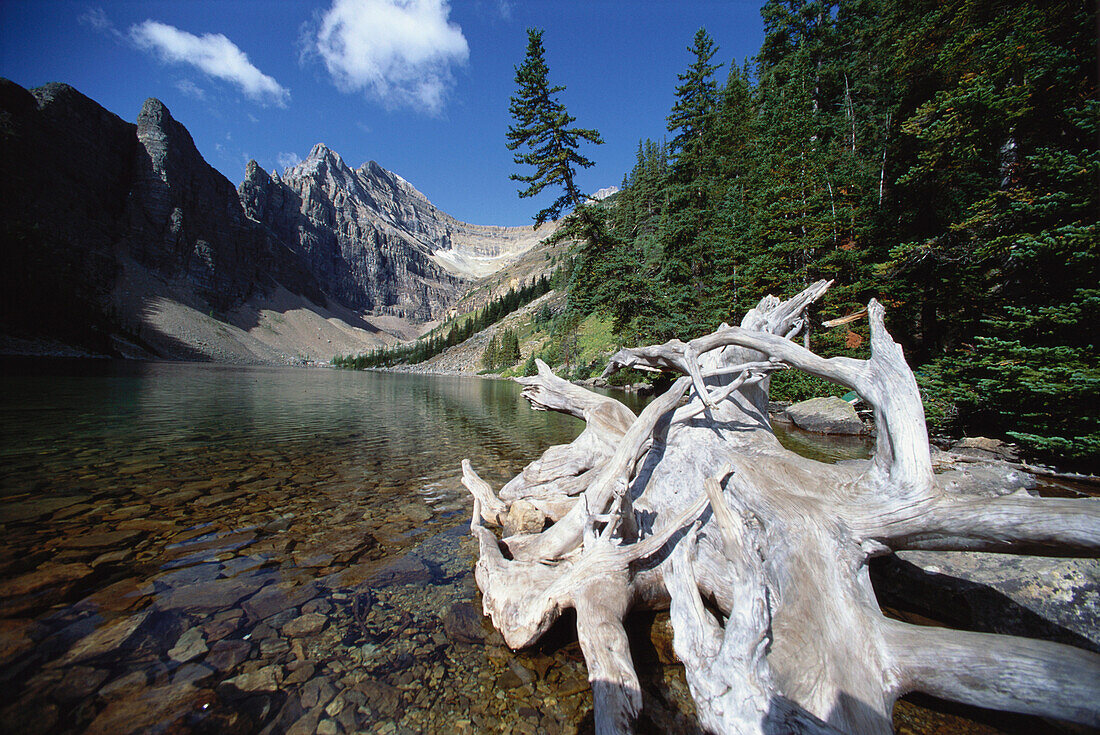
79,6,124,40
174,79,206,100
130,20,290,107
277,152,302,170
306,0,468,114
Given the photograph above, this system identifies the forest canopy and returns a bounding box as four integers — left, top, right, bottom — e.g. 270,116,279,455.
563,0,1098,466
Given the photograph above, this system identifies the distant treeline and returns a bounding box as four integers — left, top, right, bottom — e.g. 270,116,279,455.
332,273,554,370
563,0,1096,464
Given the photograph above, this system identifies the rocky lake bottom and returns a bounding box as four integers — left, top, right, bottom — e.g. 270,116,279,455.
0,360,1092,734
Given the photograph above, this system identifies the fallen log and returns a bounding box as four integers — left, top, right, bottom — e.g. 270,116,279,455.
460,281,1100,734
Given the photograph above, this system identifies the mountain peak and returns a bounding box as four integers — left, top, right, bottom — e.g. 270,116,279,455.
137,97,171,122
244,159,271,185
305,142,339,163
289,142,351,180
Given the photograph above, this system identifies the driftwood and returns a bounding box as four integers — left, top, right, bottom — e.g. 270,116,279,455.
460,281,1100,734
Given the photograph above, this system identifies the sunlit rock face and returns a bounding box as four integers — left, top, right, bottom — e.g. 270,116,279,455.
0,77,544,357
240,143,543,321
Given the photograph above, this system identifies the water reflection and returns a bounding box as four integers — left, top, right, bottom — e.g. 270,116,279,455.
772,421,874,464
1,362,609,734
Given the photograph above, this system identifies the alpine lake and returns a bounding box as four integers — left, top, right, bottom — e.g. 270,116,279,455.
0,360,1050,734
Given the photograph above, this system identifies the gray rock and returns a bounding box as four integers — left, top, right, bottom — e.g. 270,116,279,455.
241,143,541,319
223,664,281,692
282,612,327,637
952,436,1020,461
167,626,207,662
204,638,252,672
934,462,1036,498
784,396,864,435
875,552,1100,650
0,79,542,360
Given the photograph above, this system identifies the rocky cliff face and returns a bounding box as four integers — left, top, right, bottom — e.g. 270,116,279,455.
0,79,545,360
0,79,326,357
128,98,259,308
0,80,134,352
240,143,543,321
240,145,458,321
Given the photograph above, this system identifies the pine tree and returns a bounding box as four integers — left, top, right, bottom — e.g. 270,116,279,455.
507,28,604,227
522,352,538,376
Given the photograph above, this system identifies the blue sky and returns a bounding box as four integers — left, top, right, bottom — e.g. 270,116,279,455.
1,1,764,226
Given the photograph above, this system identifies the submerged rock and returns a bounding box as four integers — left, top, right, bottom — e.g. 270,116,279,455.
204,638,252,672
0,562,92,597
223,664,281,692
155,576,267,613
52,665,109,702
442,602,485,644
241,582,317,621
282,612,327,637
58,609,152,664
167,626,207,662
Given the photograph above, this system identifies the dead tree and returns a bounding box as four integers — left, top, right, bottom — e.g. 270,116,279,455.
460,281,1100,734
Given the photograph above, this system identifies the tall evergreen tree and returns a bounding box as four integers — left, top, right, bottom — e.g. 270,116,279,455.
507,28,604,227
659,28,725,337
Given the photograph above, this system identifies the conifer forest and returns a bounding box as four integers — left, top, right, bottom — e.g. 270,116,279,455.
562,0,1097,466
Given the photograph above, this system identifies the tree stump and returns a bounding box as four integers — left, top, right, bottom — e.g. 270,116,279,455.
460,281,1100,734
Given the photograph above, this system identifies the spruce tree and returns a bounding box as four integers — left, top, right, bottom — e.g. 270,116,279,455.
659,28,724,337
482,334,499,370
507,28,604,227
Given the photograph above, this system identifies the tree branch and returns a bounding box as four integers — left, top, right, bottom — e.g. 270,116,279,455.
865,492,1100,554
504,377,691,562
885,619,1100,727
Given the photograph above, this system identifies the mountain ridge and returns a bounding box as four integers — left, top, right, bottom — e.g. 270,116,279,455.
0,78,553,364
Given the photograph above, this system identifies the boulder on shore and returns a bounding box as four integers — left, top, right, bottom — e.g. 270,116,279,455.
783,396,864,435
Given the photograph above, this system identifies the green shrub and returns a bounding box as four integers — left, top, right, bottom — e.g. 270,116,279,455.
767,370,845,402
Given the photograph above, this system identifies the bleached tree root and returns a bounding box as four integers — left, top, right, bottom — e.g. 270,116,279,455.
461,281,1100,734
